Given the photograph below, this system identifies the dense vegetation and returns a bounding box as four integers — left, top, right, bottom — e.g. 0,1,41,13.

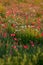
0,0,43,65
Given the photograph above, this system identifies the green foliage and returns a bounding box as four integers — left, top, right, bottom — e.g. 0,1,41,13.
0,50,43,65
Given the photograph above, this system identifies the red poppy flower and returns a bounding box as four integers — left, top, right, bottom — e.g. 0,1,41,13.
23,45,28,49
11,24,16,28
14,38,17,41
10,33,16,37
31,22,35,25
12,46,16,49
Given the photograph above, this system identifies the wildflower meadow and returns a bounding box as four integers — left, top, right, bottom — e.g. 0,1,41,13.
0,0,43,65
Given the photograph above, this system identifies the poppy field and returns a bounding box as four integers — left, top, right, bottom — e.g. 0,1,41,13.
0,0,43,65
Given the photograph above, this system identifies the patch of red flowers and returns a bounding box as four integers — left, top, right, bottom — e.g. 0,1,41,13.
6,9,12,17
14,38,18,41
10,33,16,37
12,46,16,49
23,45,28,49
